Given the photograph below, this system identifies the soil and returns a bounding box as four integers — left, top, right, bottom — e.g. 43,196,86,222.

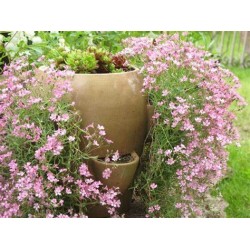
124,195,146,218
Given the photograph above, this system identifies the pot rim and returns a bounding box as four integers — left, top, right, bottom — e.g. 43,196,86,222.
92,151,139,167
73,67,139,77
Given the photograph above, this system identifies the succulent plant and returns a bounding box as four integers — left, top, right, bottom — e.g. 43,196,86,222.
112,54,128,71
47,46,131,74
65,50,98,73
87,46,115,73
47,47,68,70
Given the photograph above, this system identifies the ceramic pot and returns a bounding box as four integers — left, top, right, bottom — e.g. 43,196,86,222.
87,151,139,217
90,151,139,193
70,70,147,157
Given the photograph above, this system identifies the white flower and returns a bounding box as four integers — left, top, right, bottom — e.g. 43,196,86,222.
68,136,75,142
24,31,35,39
39,65,49,72
32,36,42,44
59,38,65,46
64,46,70,52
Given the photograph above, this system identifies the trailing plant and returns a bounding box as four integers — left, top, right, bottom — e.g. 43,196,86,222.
120,33,246,217
0,57,121,218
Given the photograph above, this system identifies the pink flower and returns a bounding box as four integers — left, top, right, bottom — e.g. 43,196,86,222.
99,130,106,136
55,186,64,196
150,183,157,189
175,203,182,209
93,140,99,146
50,113,57,121
106,139,113,144
105,157,111,163
157,149,163,155
97,124,105,130
148,206,155,213
166,158,175,165
112,150,120,162
180,76,188,82
61,113,69,121
154,205,161,211
164,150,172,156
102,168,112,179
79,163,91,177
47,172,59,183
152,113,161,119
162,90,169,96
33,203,40,211
48,106,56,112
8,160,18,173
195,117,202,123
65,188,72,194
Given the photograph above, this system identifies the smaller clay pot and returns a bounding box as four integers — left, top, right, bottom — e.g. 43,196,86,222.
90,151,139,193
87,151,139,217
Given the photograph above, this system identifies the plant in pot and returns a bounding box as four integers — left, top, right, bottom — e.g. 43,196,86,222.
87,150,140,217
45,46,149,157
120,33,246,218
0,57,122,218
41,46,149,216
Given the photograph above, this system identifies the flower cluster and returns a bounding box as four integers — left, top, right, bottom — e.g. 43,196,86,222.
0,57,120,218
120,34,246,217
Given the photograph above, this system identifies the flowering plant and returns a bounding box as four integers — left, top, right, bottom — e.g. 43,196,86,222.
0,57,121,217
120,33,246,217
0,32,44,72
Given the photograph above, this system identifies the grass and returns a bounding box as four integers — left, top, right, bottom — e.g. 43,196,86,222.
218,67,250,218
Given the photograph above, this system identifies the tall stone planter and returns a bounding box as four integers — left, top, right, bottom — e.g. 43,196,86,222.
70,69,148,157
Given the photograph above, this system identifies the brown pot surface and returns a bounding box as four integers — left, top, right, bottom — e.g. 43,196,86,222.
70,70,147,157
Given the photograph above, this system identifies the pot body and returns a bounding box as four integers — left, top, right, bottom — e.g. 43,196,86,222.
90,151,139,193
70,70,147,157
87,151,139,217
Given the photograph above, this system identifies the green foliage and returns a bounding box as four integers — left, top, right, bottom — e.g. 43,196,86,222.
218,67,250,217
219,142,250,217
87,46,115,73
65,50,98,73
59,31,162,53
